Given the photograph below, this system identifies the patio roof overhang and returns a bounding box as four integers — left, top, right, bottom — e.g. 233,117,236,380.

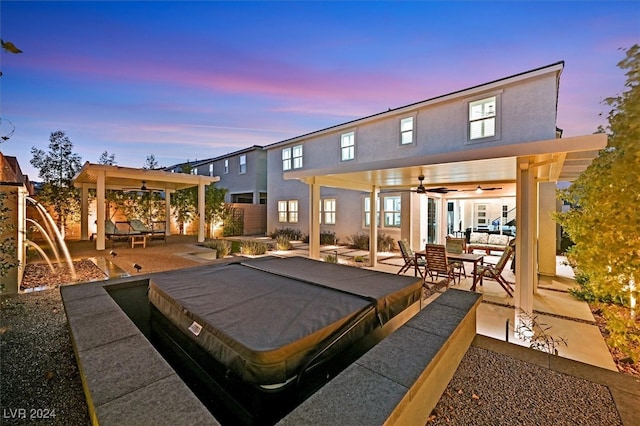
283,134,606,197
72,162,219,191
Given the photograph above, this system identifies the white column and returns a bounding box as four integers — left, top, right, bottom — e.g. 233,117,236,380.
164,189,171,236
81,184,89,240
96,171,106,251
198,182,205,242
308,178,321,260
514,158,537,320
369,186,379,267
538,182,557,277
439,196,447,243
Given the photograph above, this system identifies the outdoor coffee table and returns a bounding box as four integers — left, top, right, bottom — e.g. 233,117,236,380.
130,234,146,248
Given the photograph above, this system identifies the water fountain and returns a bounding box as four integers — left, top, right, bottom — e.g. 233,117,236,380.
25,197,76,282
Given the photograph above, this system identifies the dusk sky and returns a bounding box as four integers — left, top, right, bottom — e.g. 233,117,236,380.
1,1,638,180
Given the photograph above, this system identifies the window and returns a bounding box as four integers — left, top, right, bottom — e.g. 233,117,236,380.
282,145,303,171
278,200,298,223
209,164,213,177
341,131,355,161
321,199,336,225
400,117,414,145
224,159,229,174
469,96,496,140
292,145,303,169
190,168,196,175
364,196,380,227
383,196,401,227
239,155,246,174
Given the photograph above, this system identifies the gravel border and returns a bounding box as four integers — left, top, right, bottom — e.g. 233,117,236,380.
0,288,90,425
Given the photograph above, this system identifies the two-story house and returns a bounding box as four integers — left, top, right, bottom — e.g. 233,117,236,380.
264,62,605,315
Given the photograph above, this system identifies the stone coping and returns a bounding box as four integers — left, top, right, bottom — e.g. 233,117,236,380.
61,265,482,425
278,289,482,425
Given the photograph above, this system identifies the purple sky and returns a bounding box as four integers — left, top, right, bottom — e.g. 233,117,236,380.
1,1,638,180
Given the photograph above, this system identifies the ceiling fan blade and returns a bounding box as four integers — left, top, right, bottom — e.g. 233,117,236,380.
426,187,456,194
483,187,502,191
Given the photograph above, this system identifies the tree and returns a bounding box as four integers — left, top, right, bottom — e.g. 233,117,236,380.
30,131,82,237
98,151,116,165
556,45,640,360
144,154,159,170
204,184,227,238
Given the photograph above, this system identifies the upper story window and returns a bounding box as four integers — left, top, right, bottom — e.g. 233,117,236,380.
209,164,213,177
469,96,496,140
224,159,229,174
190,168,196,175
239,155,246,174
400,117,414,145
341,131,355,161
282,145,303,171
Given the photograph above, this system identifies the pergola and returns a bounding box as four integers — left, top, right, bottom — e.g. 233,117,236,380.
284,134,606,317
72,162,219,250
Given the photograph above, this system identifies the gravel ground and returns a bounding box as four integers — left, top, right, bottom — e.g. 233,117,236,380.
0,289,90,425
428,346,622,425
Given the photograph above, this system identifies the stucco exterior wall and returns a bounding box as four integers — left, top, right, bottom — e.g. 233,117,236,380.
266,67,560,246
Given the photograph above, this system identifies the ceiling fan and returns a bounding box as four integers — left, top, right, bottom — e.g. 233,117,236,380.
458,185,503,193
405,175,460,194
123,180,154,193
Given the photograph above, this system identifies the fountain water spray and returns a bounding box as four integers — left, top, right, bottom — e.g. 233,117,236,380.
26,197,76,281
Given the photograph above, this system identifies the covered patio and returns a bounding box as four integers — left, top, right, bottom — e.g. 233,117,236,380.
285,133,606,320
72,162,219,251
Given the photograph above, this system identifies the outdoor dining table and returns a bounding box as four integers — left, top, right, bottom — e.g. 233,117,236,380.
415,251,484,286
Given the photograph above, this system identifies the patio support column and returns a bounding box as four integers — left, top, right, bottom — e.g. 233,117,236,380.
514,157,537,322
538,181,557,277
164,189,171,236
80,184,89,240
198,182,205,243
96,170,106,251
439,196,447,243
369,186,379,267
308,178,321,260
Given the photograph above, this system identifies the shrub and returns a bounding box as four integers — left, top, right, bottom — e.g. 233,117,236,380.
348,233,369,250
324,254,338,263
241,240,267,255
203,239,231,258
347,232,395,252
275,235,293,251
354,255,366,263
378,233,395,252
320,231,338,245
269,227,304,241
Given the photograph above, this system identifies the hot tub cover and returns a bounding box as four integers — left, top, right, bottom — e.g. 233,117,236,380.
148,256,421,387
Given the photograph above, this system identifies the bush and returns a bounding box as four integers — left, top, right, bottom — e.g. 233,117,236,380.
324,254,338,263
203,239,231,258
275,235,293,251
348,233,369,250
320,231,338,245
378,233,395,252
347,232,395,252
269,227,304,241
241,240,267,255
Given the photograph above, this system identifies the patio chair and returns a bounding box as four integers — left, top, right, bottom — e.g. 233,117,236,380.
129,219,167,244
105,219,138,247
445,236,467,280
424,243,457,287
397,239,425,279
471,239,515,297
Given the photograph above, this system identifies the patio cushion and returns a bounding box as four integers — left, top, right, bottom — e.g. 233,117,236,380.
488,234,510,246
469,232,489,244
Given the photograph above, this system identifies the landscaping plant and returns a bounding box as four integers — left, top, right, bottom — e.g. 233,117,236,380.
555,45,640,362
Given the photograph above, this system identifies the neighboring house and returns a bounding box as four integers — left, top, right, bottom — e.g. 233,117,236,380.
165,146,267,235
0,152,34,293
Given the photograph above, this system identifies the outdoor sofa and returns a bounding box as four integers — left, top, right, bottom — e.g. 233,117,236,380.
466,232,513,255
